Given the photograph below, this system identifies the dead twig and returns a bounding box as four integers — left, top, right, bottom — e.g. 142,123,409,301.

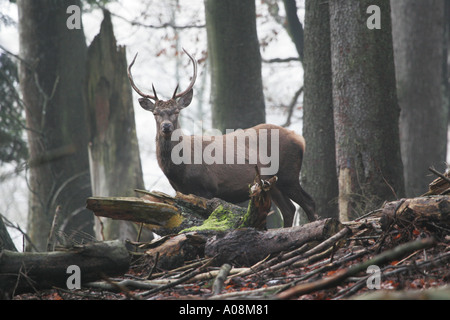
212,263,232,295
257,227,351,276
277,237,436,299
138,257,215,298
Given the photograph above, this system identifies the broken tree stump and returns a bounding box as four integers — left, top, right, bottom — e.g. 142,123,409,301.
237,166,278,230
0,240,130,297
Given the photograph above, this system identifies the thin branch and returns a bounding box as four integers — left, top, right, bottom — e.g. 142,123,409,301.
0,44,31,68
282,85,303,127
96,5,204,30
0,213,39,252
262,57,300,63
138,257,215,298
429,166,450,185
277,237,436,299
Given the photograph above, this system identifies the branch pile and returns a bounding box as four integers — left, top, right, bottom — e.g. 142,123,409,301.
7,169,450,300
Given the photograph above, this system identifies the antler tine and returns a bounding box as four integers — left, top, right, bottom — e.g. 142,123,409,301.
173,48,197,99
152,84,159,101
127,52,158,101
171,84,179,99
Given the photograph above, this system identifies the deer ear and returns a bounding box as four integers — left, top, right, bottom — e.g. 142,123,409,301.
138,98,156,112
177,89,193,109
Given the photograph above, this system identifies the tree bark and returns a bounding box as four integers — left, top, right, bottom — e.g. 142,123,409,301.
205,218,342,266
301,0,339,219
329,0,405,221
85,10,148,241
380,196,450,230
18,0,93,251
205,0,266,132
391,0,447,197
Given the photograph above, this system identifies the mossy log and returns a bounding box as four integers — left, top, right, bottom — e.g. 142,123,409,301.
87,172,276,235
86,193,244,235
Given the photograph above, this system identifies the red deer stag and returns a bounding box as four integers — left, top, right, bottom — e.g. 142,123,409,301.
127,49,316,226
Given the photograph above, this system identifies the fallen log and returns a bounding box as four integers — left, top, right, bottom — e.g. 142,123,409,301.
86,195,209,235
0,240,130,298
205,218,342,266
87,168,280,236
380,196,450,231
144,218,342,269
87,184,275,235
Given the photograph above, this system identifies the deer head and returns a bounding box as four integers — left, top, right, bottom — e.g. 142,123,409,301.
127,49,197,138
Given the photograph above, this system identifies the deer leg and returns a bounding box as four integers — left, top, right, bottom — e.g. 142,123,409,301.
284,183,317,222
270,185,296,227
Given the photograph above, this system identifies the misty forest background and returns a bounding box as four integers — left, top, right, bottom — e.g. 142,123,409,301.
0,0,449,252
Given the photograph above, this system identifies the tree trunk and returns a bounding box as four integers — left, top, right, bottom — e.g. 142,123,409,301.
205,0,266,132
18,0,93,251
301,0,339,219
391,0,447,197
329,0,405,221
85,10,148,242
282,0,304,63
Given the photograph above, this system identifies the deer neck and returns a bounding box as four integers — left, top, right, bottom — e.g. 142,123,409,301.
156,131,186,180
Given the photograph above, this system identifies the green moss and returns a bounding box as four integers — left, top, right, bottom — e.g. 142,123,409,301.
181,204,244,233
234,200,253,229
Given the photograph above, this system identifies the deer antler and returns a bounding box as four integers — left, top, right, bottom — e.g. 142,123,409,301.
173,48,197,99
128,49,197,101
127,52,158,100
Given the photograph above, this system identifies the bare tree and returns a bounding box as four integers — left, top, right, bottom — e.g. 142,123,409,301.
391,0,447,197
329,0,405,220
301,0,339,219
204,0,266,132
18,0,93,250
86,11,149,241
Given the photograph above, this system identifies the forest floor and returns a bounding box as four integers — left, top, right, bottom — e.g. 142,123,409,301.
12,213,450,301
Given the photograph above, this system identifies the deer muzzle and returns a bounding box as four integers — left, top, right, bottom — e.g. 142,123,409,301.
161,122,174,135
